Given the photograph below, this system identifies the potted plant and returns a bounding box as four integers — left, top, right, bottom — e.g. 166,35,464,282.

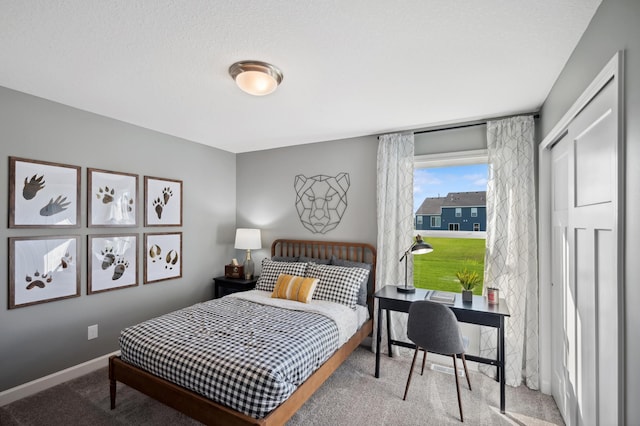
456,268,480,303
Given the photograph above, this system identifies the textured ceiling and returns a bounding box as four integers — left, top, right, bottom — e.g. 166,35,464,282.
0,1,601,153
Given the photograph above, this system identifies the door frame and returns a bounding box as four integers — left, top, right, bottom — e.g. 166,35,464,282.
538,51,625,417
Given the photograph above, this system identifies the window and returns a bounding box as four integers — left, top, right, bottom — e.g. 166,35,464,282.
413,149,488,294
416,216,423,225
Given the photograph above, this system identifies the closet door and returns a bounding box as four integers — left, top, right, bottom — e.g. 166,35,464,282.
550,132,571,423
550,76,621,426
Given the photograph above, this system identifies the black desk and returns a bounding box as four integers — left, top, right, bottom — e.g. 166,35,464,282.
374,285,510,413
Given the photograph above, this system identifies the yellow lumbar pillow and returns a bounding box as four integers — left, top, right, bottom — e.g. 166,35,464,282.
272,274,318,303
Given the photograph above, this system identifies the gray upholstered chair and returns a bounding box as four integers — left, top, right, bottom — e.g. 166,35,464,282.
402,300,472,422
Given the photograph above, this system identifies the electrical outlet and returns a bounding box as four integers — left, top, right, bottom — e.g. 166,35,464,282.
88,324,98,340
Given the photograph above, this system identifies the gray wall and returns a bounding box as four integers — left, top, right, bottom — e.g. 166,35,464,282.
539,0,639,421
236,136,378,266
0,86,236,391
414,124,487,156
235,128,487,270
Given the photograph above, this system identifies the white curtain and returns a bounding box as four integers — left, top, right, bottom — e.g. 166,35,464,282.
480,116,539,389
374,132,415,355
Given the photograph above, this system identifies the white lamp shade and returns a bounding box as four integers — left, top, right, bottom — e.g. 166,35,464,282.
234,228,262,250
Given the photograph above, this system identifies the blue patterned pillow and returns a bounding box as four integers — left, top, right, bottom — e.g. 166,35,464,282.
256,259,308,292
306,263,369,309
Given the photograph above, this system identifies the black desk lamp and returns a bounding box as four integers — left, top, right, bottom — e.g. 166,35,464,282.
397,235,433,293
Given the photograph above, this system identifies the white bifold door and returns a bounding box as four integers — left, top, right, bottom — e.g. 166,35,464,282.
549,70,623,426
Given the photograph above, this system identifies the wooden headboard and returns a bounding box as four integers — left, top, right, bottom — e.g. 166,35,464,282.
271,239,377,316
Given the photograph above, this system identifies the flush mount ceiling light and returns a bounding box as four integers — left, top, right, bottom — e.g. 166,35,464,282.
229,61,283,96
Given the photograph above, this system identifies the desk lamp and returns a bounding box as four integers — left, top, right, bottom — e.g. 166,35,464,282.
397,235,433,293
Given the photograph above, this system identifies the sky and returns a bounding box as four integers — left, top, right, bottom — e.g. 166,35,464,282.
414,164,488,212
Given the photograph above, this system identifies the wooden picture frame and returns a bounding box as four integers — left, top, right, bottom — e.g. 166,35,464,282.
144,176,182,227
9,157,81,228
88,234,138,294
9,235,81,309
144,232,182,284
88,168,138,227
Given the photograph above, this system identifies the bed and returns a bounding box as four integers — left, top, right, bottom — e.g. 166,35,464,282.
109,239,376,425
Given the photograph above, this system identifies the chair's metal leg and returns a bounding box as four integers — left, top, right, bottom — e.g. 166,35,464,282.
403,347,420,400
452,355,463,422
461,353,471,390
420,349,428,375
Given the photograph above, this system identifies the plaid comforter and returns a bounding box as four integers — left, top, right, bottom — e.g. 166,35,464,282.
119,295,342,418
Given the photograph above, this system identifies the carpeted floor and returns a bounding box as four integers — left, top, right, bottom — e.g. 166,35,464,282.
0,347,564,425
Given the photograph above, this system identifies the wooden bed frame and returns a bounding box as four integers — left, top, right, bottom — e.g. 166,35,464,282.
109,239,376,426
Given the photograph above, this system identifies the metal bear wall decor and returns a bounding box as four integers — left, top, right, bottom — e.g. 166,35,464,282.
294,173,350,234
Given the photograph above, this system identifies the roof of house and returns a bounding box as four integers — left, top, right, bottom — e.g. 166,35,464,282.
416,191,487,215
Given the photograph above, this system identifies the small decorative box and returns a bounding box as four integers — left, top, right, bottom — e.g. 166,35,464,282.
225,264,244,279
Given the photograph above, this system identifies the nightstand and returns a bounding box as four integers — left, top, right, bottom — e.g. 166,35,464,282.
213,276,258,298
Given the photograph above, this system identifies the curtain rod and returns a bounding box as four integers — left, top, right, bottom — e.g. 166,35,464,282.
416,112,539,135
377,112,539,138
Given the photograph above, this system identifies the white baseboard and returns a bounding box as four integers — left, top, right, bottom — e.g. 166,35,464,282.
0,350,120,407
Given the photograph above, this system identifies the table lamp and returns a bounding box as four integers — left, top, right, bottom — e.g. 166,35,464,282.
397,234,433,293
234,228,261,279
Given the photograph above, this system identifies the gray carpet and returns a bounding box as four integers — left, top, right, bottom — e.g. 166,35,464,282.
0,347,564,425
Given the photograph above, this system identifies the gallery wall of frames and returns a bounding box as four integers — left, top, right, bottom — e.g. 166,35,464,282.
7,156,183,309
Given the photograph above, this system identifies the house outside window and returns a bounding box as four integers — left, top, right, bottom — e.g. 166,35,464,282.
471,207,478,217
413,150,488,293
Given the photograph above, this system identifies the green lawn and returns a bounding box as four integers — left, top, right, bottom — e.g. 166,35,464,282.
413,237,485,295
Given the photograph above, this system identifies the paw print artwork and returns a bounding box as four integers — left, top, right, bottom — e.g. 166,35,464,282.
25,271,52,290
39,195,70,216
162,187,173,205
165,250,179,270
101,247,116,269
123,196,134,213
149,244,161,262
59,252,73,269
151,187,174,220
96,186,115,204
153,197,165,219
22,174,46,200
112,258,129,280
145,234,181,283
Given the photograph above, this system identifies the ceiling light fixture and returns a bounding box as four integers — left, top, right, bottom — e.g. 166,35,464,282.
229,60,283,96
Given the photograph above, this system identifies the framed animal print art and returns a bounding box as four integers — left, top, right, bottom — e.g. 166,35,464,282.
144,232,182,284
9,157,81,228
144,176,182,227
88,168,138,227
88,234,138,294
9,235,80,309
